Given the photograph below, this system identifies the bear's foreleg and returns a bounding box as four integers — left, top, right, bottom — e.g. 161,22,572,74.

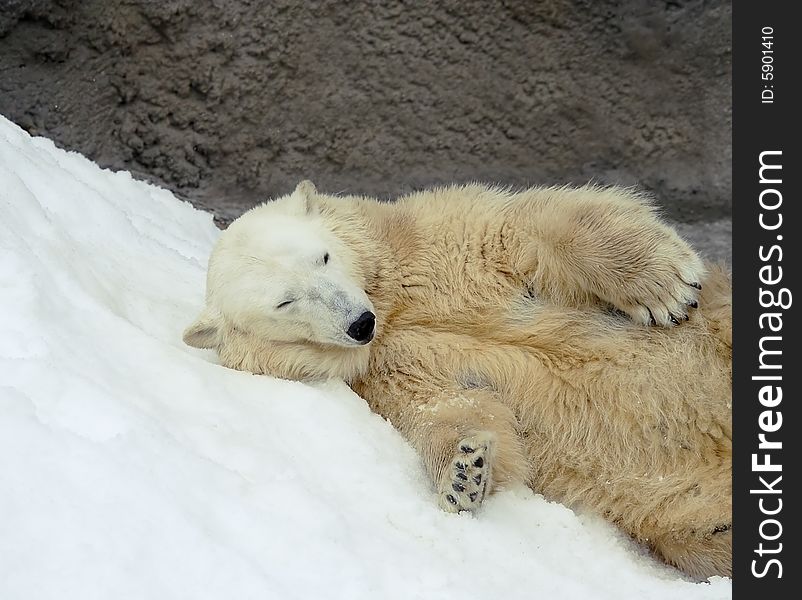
386,390,529,513
510,186,706,326
437,431,495,512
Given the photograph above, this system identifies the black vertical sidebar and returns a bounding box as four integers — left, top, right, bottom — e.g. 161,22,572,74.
733,2,799,597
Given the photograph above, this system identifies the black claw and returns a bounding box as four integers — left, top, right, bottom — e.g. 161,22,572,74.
460,445,475,453
647,308,656,326
473,474,482,485
689,282,702,290
683,314,689,321
669,315,680,325
687,300,698,308
452,482,465,493
456,472,468,481
446,494,458,505
473,457,484,468
455,462,466,471
469,492,479,502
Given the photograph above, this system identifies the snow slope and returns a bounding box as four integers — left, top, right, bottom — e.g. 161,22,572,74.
0,116,731,600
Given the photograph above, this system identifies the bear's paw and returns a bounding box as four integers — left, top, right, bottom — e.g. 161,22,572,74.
437,433,493,513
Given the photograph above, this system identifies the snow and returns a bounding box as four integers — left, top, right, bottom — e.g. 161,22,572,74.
0,115,731,599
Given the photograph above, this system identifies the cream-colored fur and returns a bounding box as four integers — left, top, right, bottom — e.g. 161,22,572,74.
184,181,732,580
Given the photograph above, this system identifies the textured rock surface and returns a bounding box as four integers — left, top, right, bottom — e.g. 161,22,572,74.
0,0,730,259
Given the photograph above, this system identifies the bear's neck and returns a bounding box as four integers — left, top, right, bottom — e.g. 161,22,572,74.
320,195,414,325
317,195,421,383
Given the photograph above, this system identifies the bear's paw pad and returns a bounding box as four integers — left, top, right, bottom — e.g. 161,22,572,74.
438,433,493,513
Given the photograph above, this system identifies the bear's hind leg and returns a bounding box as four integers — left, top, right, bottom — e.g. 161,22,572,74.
650,525,732,580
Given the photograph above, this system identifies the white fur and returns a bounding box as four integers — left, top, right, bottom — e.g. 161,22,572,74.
195,185,374,349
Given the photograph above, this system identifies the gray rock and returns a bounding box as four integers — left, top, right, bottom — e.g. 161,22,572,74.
0,0,731,243
672,219,732,266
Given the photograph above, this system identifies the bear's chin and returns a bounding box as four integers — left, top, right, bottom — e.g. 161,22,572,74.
309,339,373,352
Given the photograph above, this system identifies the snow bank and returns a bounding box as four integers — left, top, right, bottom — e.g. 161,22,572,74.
0,116,731,600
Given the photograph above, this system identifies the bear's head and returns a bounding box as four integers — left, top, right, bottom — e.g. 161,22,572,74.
183,180,376,382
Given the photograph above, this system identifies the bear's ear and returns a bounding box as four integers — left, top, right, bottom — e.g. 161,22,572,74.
272,180,320,216
292,179,319,215
183,306,223,349
294,179,317,199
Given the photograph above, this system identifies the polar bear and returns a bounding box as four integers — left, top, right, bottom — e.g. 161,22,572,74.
183,181,732,580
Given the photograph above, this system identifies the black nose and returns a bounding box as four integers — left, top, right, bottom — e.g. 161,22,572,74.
346,311,375,344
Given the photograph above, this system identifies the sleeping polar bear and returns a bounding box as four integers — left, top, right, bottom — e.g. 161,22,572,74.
183,181,732,580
